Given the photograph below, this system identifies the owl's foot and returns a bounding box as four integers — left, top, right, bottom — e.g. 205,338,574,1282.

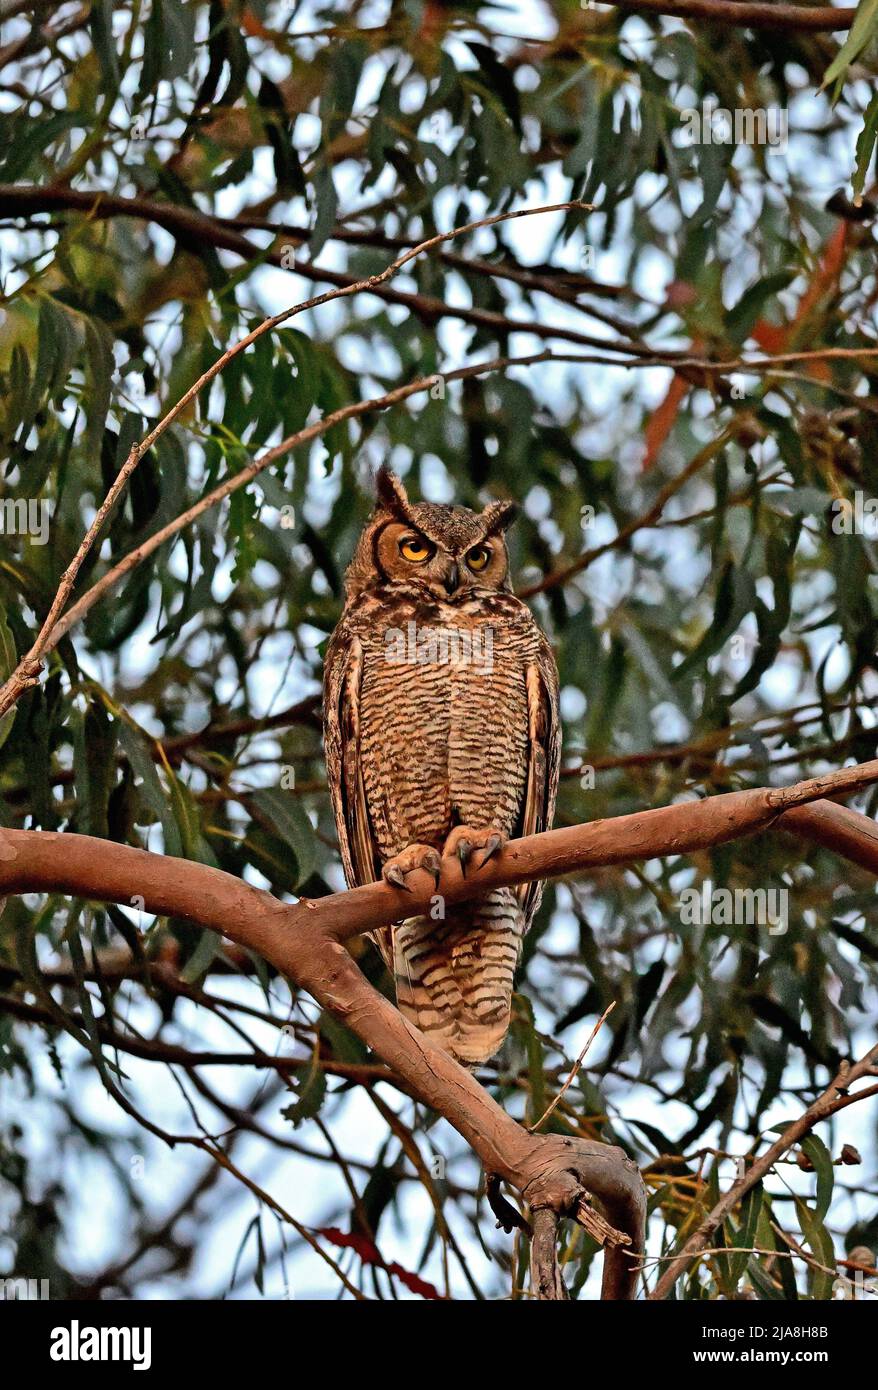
442,825,507,877
382,844,442,892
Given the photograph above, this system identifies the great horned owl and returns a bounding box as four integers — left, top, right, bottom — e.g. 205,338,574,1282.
323,467,560,1065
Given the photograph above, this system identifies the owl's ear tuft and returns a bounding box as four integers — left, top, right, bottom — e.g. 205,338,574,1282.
481,499,519,535
374,465,413,519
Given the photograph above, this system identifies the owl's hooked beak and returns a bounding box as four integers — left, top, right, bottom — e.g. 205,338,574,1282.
443,562,460,595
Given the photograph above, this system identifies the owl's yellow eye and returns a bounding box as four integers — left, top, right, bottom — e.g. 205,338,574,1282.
466,545,491,572
399,536,433,563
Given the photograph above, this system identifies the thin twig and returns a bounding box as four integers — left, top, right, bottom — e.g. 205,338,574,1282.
529,1001,617,1133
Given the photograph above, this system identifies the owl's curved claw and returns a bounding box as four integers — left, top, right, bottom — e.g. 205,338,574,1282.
477,833,504,870
423,849,442,889
384,864,412,892
457,840,472,878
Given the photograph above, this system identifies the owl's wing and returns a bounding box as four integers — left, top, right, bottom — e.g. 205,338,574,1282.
323,627,380,888
516,634,561,928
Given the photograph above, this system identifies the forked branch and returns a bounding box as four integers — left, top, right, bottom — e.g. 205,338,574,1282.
4,759,878,1297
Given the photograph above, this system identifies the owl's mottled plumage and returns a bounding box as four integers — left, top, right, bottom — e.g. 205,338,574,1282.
323,467,560,1065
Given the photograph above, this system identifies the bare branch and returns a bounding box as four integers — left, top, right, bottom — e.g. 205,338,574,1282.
530,1208,569,1301
6,765,878,1295
602,0,856,31
0,822,652,1298
6,754,878,1298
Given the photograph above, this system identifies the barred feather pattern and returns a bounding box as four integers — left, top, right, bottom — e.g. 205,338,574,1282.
392,891,525,1065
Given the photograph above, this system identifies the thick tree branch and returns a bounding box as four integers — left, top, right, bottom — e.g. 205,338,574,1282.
780,798,878,874
604,0,856,31
530,1208,569,1300
5,760,878,1295
0,820,651,1298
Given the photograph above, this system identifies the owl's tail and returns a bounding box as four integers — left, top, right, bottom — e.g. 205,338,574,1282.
391,888,524,1066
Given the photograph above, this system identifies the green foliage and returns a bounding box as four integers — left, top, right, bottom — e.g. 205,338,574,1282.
0,0,876,1301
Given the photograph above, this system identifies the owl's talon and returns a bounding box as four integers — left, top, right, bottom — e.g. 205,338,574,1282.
382,844,443,892
423,849,442,888
443,825,508,877
477,833,504,870
457,840,472,877
384,864,411,892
